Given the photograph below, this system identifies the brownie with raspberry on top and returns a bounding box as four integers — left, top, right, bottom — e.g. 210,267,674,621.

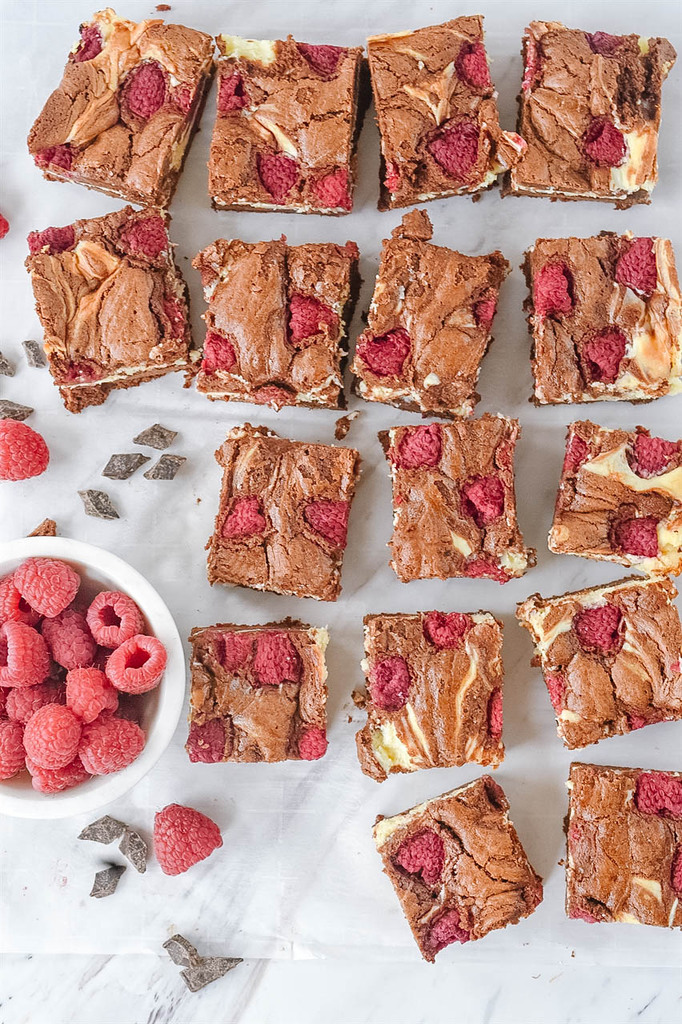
186,620,329,763
379,415,535,583
517,576,682,749
566,763,682,928
549,422,682,576
351,210,509,418
25,207,194,413
506,22,677,206
27,9,214,207
192,236,359,410
374,777,543,961
367,16,527,211
354,610,505,782
209,34,366,214
524,233,682,405
207,424,361,602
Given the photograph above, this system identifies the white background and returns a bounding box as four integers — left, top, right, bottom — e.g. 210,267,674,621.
1,0,681,1020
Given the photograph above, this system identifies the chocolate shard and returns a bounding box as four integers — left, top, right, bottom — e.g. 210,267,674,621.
0,400,33,421
0,352,15,377
102,453,150,480
79,815,127,844
180,958,243,993
23,339,47,368
119,827,148,874
90,864,126,898
144,455,186,480
133,423,177,450
163,934,201,968
78,489,120,520
28,518,57,537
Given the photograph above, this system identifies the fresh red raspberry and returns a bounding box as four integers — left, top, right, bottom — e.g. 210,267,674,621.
72,23,102,62
455,41,491,89
0,621,50,687
395,829,445,885
0,574,40,627
313,168,352,210
6,682,64,725
257,153,299,203
427,120,480,180
546,673,565,713
42,608,96,669
304,500,350,548
671,846,682,895
23,704,81,770
534,263,573,318
635,772,682,817
201,330,237,374
288,294,338,347
582,327,626,383
0,214,9,239
0,719,25,778
253,633,302,686
583,118,626,166
222,496,266,538
464,558,511,583
473,293,497,328
393,424,442,470
79,713,145,774
488,688,503,739
186,719,226,763
119,215,167,261
369,657,411,711
357,328,411,377
105,634,167,694
34,146,73,172
574,604,622,653
522,34,542,93
586,32,623,54
461,475,505,528
217,632,253,671
298,727,327,760
122,61,167,119
26,755,90,793
611,516,659,558
14,558,79,618
385,162,400,192
615,237,657,296
425,909,470,955
218,73,249,112
0,421,50,481
297,43,345,77
27,224,75,255
86,591,144,649
163,296,186,337
66,667,118,724
154,803,223,875
563,434,589,474
629,434,679,478
423,611,473,649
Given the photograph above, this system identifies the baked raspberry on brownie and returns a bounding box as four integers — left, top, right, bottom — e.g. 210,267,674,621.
192,236,359,410
506,22,677,206
209,34,366,214
374,777,543,961
186,620,328,763
354,610,504,782
380,415,535,583
207,424,361,601
517,576,682,749
367,16,526,210
566,763,682,928
524,233,682,404
550,422,682,576
25,207,194,413
27,9,214,208
351,210,509,417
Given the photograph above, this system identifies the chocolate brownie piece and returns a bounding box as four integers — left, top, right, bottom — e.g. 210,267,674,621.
524,233,682,404
27,9,214,208
374,777,543,961
506,22,677,206
192,237,359,410
207,424,361,602
367,17,526,210
186,620,329,763
517,576,682,749
380,415,535,583
351,210,509,418
566,763,682,927
25,207,194,413
209,35,365,214
354,610,504,782
549,421,682,576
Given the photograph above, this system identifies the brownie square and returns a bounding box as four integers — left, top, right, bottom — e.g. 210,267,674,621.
25,206,194,413
373,777,543,961
207,424,361,601
566,763,682,928
524,233,682,405
380,415,535,583
186,620,329,764
549,421,682,576
192,237,359,410
517,576,682,749
354,610,504,782
507,22,677,206
27,9,214,207
367,16,526,210
208,34,365,214
351,210,509,418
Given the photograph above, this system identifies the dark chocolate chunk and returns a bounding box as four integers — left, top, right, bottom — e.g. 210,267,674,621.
78,490,120,520
180,958,243,993
163,934,201,968
133,423,177,450
119,828,148,874
0,352,15,377
0,400,33,421
23,340,47,368
144,455,186,480
28,519,57,537
79,815,127,844
102,453,150,480
90,864,126,898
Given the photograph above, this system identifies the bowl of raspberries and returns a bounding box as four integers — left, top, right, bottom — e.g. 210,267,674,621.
0,537,185,818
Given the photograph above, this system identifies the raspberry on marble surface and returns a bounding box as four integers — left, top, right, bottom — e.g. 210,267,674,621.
154,803,223,876
0,421,49,481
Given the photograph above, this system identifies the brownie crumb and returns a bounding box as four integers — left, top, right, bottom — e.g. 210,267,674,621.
22,340,47,368
79,489,120,520
144,454,186,480
133,423,177,450
0,352,15,377
156,3,171,9
90,864,126,899
28,519,57,537
335,412,359,440
0,400,33,421
102,453,150,480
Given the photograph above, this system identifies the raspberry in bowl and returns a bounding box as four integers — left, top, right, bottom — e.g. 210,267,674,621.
0,538,184,818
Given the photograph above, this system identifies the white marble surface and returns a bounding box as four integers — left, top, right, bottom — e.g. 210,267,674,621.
1,0,681,1019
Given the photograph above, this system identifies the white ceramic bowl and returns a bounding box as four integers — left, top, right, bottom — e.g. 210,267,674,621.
0,537,185,819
